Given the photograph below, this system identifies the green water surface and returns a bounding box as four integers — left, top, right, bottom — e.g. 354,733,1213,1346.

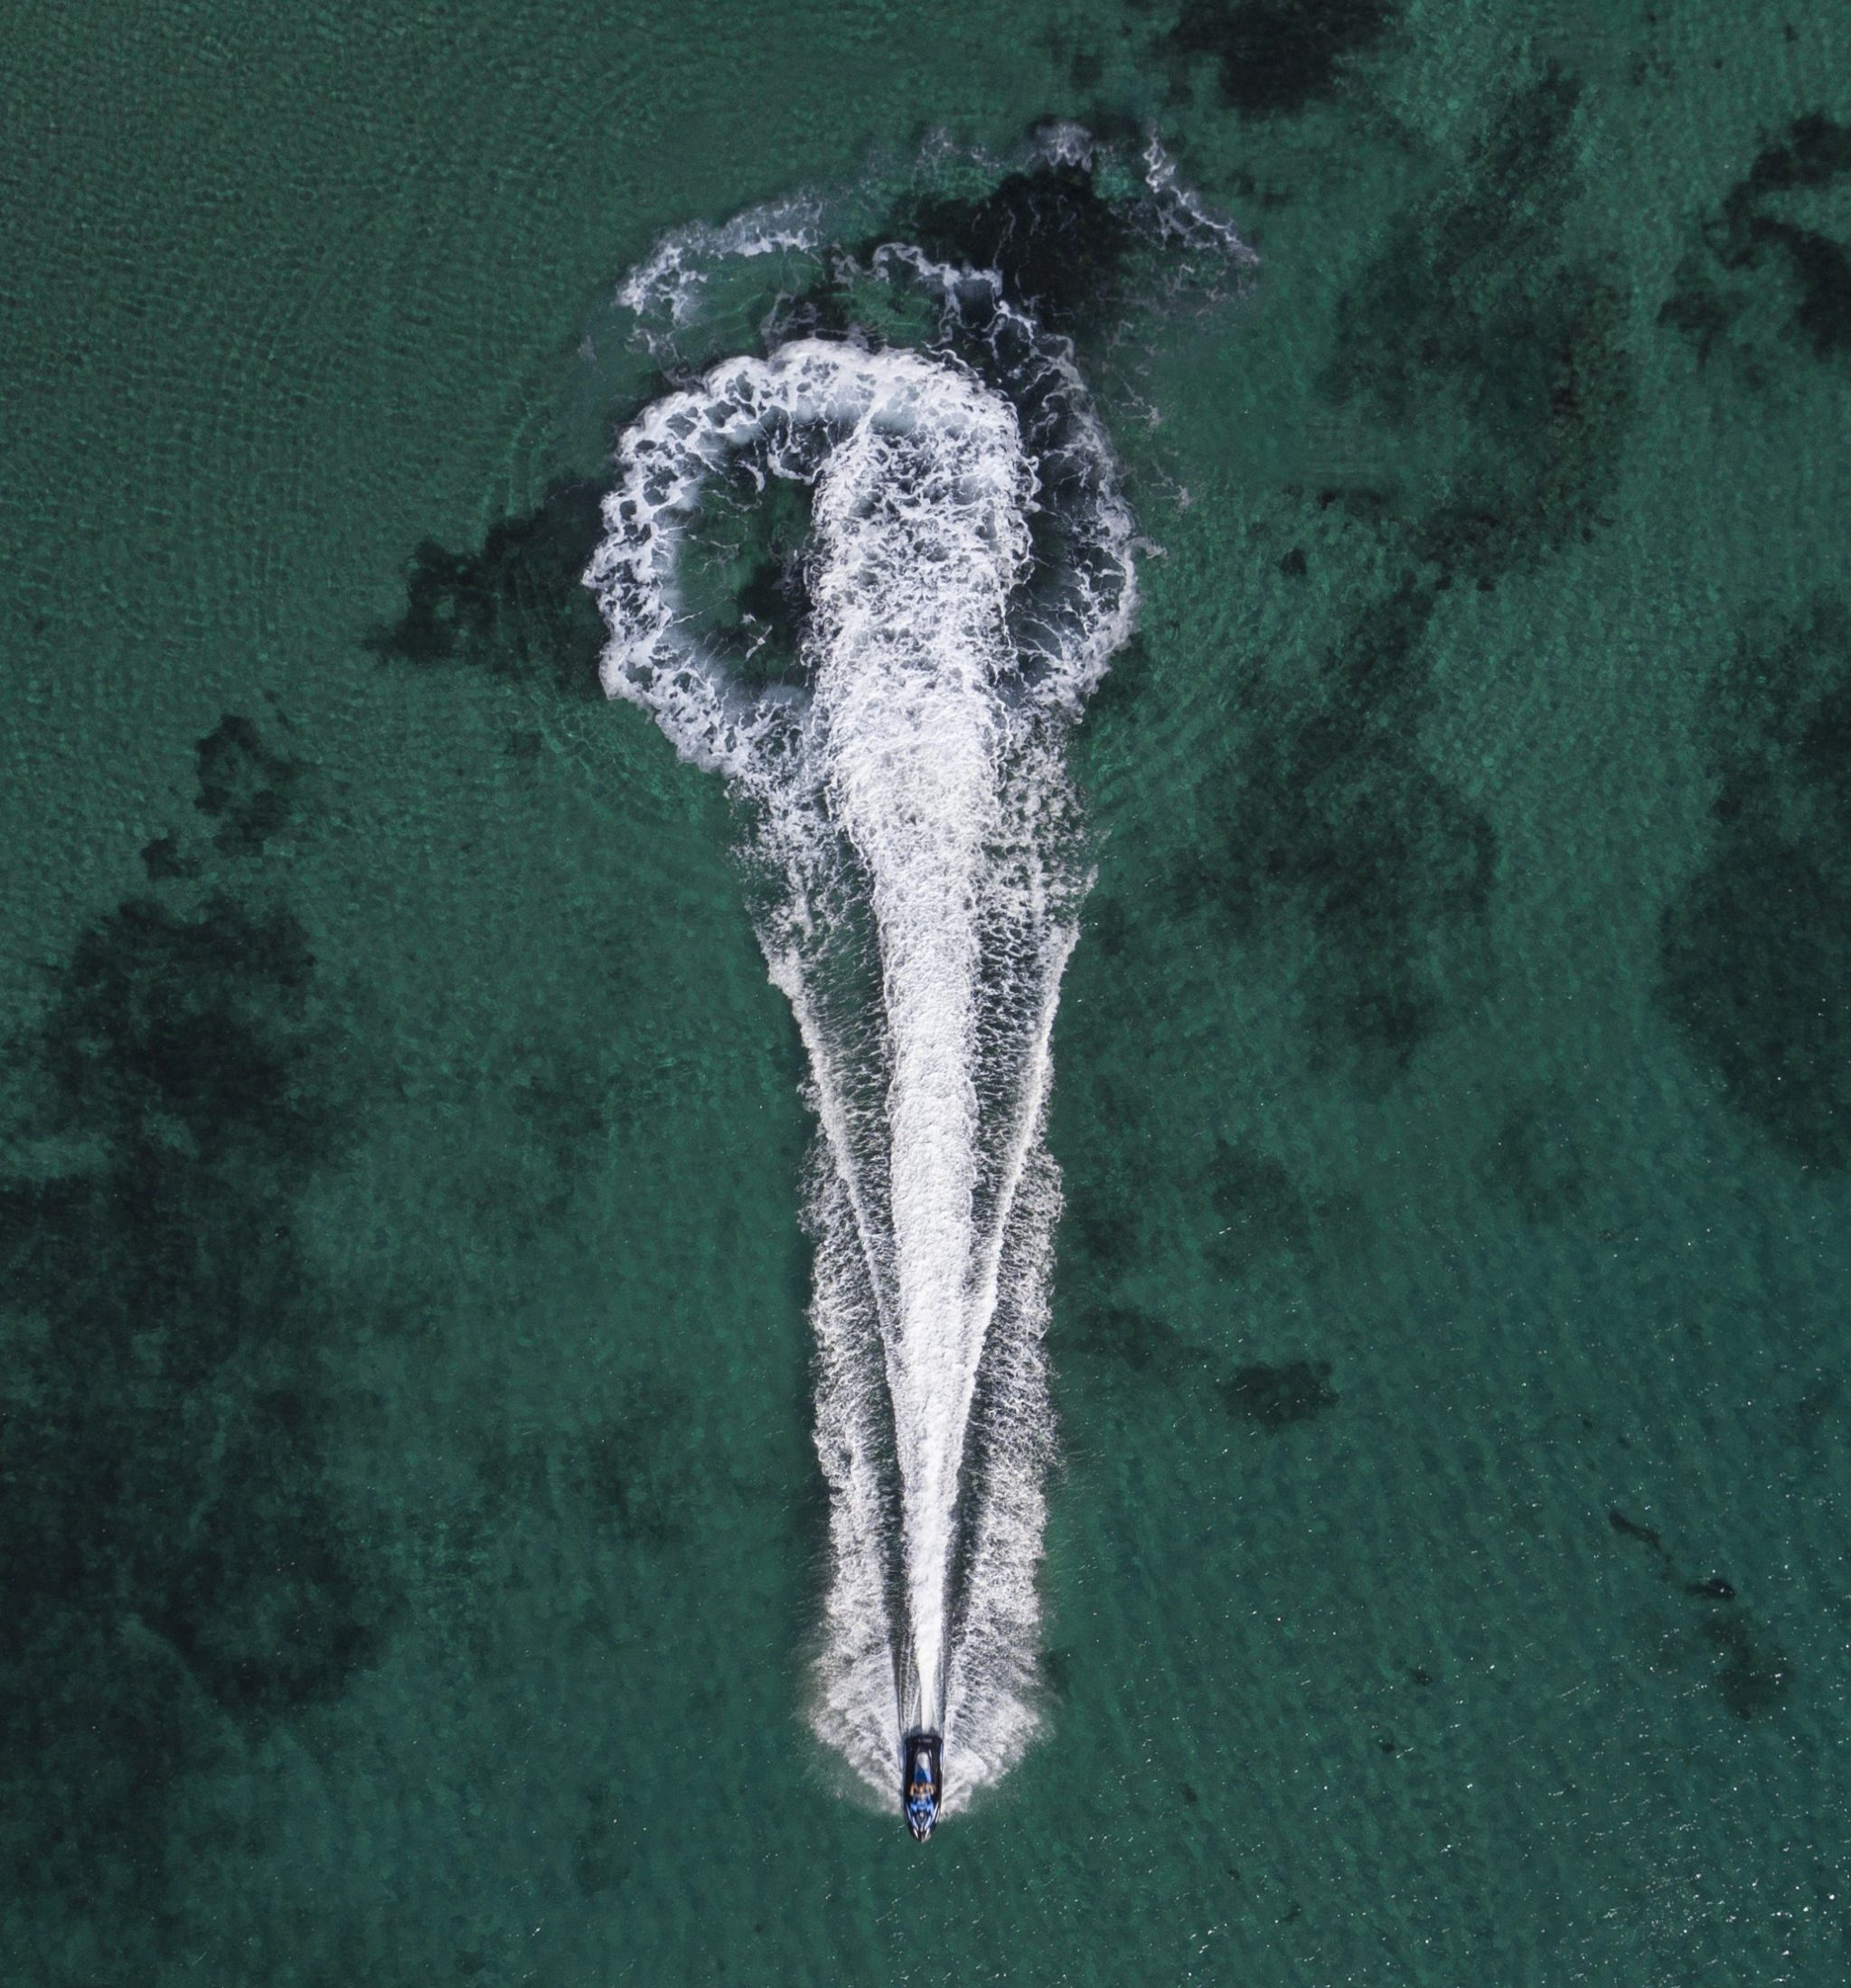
3,2,1849,1981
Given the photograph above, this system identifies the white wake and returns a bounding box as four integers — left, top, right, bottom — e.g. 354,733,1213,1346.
585,143,1239,1809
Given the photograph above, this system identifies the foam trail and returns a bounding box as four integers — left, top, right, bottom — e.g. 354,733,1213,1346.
587,279,1137,1803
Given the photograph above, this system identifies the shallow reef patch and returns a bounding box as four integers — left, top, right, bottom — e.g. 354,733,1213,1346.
1658,595,1851,1168
1661,113,1851,372
1221,1357,1339,1429
1158,0,1397,118
194,712,302,856
1323,70,1634,577
369,478,609,698
1481,1093,1590,1222
1603,1505,1792,1722
0,718,395,1917
1175,585,1496,1073
1206,1139,1311,1275
904,157,1139,333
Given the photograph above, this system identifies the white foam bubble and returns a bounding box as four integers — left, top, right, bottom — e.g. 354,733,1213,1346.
1141,133,1259,272
615,194,827,339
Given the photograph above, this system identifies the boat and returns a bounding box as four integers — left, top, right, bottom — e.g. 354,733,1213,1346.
902,1730,943,1841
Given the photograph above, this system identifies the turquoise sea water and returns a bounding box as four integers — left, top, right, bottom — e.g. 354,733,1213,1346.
4,3,1850,1982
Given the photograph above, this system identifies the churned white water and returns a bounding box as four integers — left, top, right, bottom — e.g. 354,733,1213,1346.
585,145,1238,1809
